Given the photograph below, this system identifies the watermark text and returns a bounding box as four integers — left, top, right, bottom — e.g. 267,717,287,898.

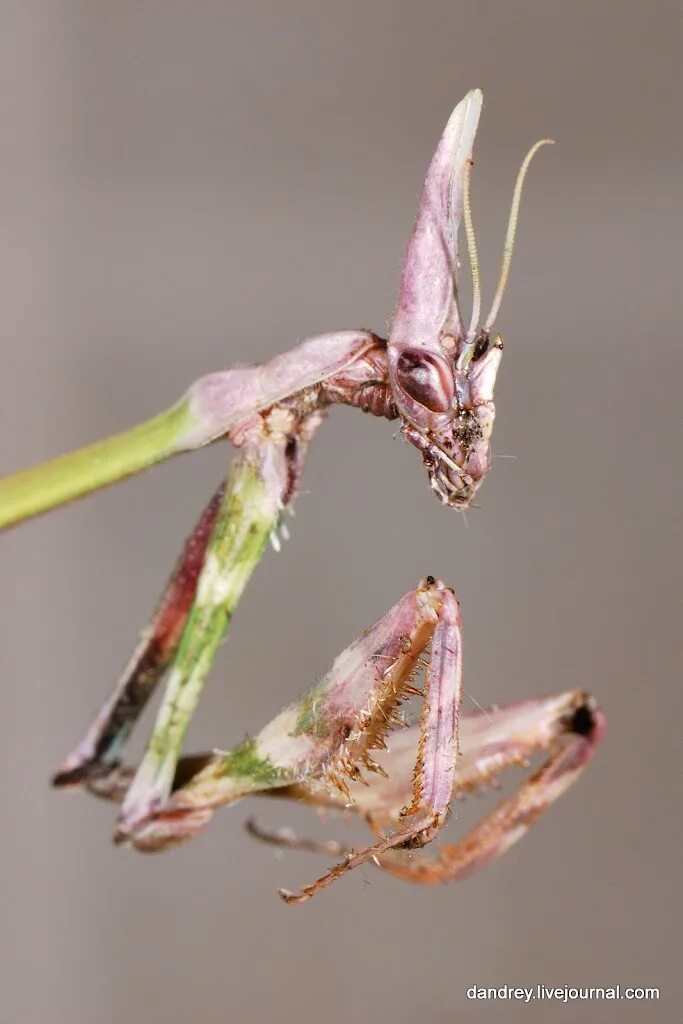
466,984,659,1003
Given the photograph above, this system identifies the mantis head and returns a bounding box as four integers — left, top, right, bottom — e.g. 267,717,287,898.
388,89,552,508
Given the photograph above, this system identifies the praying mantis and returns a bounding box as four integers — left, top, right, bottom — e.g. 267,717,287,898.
0,89,604,903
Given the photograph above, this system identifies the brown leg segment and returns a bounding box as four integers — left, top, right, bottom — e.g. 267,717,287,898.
52,483,224,786
375,694,605,884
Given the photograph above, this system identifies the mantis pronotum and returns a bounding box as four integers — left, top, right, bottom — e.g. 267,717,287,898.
0,90,604,902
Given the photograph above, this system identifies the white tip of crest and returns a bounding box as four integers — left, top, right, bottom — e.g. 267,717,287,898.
443,88,483,259
484,138,555,332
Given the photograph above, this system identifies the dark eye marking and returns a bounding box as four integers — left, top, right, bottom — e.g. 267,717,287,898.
471,332,490,362
395,348,454,413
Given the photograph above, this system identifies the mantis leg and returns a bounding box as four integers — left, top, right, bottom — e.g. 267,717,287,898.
78,584,604,905
245,819,350,858
114,408,321,837
108,578,463,902
277,587,463,903
53,483,225,787
374,693,605,884
246,691,604,888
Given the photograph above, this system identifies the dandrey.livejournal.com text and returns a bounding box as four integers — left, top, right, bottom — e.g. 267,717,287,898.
467,984,659,1003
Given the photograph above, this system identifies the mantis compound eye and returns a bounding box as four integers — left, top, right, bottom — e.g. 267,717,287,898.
395,348,455,413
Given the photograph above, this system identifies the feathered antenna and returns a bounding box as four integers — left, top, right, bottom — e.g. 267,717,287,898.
462,158,482,342
484,139,555,332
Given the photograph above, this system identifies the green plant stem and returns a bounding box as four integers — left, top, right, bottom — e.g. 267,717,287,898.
0,399,194,529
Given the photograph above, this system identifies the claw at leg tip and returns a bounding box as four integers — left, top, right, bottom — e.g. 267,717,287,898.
278,887,303,905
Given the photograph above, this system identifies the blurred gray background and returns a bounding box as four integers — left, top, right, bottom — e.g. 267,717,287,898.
0,2,680,1022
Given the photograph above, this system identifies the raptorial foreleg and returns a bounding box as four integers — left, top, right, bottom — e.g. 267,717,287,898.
103,578,461,872
247,691,605,888
277,585,463,903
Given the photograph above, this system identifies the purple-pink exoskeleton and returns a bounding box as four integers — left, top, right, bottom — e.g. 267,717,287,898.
0,90,604,901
